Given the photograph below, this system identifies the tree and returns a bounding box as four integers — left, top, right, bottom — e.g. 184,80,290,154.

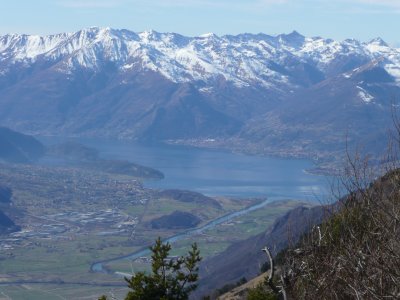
124,237,202,300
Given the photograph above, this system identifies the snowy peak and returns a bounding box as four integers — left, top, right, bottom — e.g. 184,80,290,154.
368,37,388,47
0,28,399,87
276,30,306,49
199,32,218,38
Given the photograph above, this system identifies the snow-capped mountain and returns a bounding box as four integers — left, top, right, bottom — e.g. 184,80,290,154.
0,27,399,158
1,27,399,87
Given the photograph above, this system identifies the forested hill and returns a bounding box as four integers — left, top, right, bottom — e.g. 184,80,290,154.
0,127,45,163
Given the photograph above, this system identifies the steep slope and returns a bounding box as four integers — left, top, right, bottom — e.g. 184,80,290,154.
0,127,45,163
0,185,12,203
283,170,400,299
0,210,19,234
0,184,19,234
195,204,326,297
238,60,400,159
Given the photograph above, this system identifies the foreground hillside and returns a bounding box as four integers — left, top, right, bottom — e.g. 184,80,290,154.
0,28,399,160
282,168,400,299
208,163,400,299
196,204,325,297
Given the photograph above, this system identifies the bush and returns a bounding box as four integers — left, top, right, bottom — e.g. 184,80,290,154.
247,284,278,300
282,155,400,299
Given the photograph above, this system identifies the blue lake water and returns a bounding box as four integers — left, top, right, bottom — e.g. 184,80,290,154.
39,137,330,201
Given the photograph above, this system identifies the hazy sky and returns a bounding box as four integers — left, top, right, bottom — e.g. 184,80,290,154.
1,0,399,46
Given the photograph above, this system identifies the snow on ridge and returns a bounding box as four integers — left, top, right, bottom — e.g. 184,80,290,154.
199,33,217,38
1,27,400,87
0,32,72,60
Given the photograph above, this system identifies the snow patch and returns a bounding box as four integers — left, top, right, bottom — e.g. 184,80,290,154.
357,86,374,103
122,63,135,70
385,64,400,82
199,87,213,93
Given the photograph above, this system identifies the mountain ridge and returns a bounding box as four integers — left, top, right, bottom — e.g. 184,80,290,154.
1,28,399,161
2,28,399,88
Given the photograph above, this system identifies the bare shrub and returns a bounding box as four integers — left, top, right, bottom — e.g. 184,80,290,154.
282,126,400,299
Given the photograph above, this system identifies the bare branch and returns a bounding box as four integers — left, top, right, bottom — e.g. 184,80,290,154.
262,246,280,294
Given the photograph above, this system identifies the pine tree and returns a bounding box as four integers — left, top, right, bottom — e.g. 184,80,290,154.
124,237,202,300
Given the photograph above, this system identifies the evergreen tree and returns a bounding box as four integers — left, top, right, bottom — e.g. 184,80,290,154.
124,237,202,300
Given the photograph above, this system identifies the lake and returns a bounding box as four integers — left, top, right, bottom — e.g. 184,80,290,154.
39,137,330,201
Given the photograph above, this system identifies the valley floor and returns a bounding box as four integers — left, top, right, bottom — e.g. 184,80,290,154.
0,163,306,299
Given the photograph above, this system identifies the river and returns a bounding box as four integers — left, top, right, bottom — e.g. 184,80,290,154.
91,197,278,273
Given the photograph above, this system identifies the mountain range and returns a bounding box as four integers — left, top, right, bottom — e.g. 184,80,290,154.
1,27,399,160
